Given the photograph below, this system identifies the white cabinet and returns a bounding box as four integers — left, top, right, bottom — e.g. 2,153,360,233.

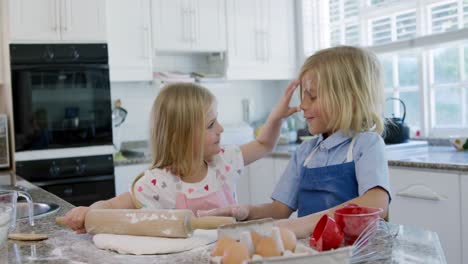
225,0,297,80
114,163,150,195
389,167,461,264
247,157,276,204
152,0,226,52
236,168,250,205
461,175,468,264
274,157,290,182
9,0,106,42
246,156,290,205
107,0,152,82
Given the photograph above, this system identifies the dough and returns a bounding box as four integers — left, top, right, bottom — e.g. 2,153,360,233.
93,229,217,255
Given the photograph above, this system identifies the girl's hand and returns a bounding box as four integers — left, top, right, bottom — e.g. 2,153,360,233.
63,206,90,234
270,80,301,120
197,205,250,221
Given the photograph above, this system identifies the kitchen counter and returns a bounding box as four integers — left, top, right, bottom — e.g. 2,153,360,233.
115,141,468,172
0,178,447,263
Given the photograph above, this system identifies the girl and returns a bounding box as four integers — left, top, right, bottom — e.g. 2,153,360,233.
199,46,391,239
63,82,300,233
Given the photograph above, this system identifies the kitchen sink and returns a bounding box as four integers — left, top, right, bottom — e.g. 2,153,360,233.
16,202,60,220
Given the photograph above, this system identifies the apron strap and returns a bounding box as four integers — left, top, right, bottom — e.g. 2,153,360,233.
303,137,357,167
346,137,357,162
303,145,320,166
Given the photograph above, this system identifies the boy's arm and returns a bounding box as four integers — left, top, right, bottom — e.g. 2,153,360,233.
276,187,390,239
240,80,300,166
246,200,294,220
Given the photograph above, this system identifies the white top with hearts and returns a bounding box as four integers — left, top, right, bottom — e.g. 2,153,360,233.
131,145,244,209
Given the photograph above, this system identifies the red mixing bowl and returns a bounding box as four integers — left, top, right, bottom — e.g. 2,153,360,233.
334,204,383,245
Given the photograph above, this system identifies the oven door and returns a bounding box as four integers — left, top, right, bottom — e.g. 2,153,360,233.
11,64,112,152
34,175,115,206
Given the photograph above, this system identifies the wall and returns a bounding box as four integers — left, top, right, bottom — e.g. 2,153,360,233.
110,80,287,144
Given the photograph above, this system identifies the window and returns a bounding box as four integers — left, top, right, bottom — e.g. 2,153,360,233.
301,0,468,137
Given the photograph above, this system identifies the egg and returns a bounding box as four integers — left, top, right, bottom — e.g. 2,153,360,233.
250,231,263,248
222,241,250,264
279,227,297,252
255,236,282,257
211,236,237,257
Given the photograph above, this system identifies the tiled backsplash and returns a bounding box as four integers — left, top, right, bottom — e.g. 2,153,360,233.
110,80,291,143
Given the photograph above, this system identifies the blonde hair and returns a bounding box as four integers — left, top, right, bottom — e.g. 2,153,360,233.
299,46,384,135
149,82,215,178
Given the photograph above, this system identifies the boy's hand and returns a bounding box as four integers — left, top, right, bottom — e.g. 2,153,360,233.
63,206,90,234
197,205,250,221
270,80,301,120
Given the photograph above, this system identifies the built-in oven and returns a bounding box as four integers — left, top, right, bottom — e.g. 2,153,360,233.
10,44,115,206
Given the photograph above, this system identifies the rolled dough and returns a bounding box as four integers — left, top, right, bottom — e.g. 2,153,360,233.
93,229,217,255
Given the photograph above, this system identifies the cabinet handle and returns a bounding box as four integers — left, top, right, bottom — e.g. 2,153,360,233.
60,0,69,32
51,0,57,31
265,31,270,62
181,8,188,42
255,30,261,61
142,27,150,59
190,8,196,43
396,184,447,201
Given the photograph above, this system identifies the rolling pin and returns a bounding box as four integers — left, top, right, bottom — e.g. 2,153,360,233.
56,209,235,238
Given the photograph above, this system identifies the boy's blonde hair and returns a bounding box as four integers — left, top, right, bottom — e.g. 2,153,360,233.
299,46,384,135
149,82,215,178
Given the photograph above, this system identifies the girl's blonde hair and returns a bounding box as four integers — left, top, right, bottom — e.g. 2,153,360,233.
149,82,215,178
299,46,384,135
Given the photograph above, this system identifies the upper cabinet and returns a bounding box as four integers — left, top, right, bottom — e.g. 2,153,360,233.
152,0,226,52
107,0,152,82
225,0,297,80
9,0,106,43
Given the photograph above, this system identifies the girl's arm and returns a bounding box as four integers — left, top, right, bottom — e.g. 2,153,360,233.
63,192,136,233
197,200,294,221
240,80,300,166
276,187,389,239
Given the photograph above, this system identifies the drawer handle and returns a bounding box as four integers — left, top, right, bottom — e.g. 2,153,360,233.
396,184,447,201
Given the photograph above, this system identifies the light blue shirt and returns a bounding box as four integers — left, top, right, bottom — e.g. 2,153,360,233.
271,130,391,211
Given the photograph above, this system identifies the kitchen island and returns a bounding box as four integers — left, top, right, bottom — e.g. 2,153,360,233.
0,177,447,264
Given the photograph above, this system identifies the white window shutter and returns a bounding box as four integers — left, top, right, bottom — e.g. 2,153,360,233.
430,1,459,33
396,11,417,40
463,0,468,27
371,17,392,45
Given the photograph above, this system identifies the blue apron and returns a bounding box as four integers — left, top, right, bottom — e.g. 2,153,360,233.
297,138,359,217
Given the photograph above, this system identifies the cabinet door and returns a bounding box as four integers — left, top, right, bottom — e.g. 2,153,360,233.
226,0,297,80
192,0,226,52
389,167,461,264
462,175,468,264
114,163,150,196
152,0,191,52
226,0,262,79
274,157,298,218
264,0,296,79
9,0,61,42
236,167,250,204
107,0,152,81
60,0,106,42
274,158,289,183
247,157,276,204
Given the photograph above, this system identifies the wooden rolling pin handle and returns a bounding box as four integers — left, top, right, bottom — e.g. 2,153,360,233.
56,216,66,226
191,216,235,230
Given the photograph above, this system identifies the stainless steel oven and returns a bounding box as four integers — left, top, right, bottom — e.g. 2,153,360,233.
10,44,115,206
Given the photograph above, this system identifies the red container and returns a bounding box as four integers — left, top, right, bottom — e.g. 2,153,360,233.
334,204,383,245
309,214,344,251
